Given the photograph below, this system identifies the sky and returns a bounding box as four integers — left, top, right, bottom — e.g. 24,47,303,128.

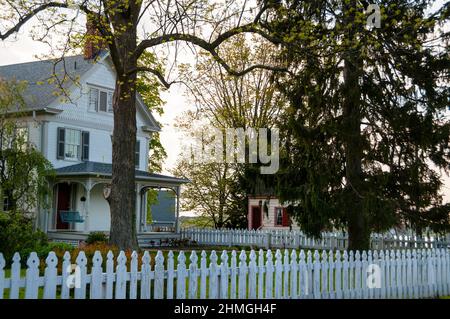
0,5,449,209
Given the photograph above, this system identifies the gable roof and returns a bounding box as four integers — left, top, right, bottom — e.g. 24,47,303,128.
0,51,161,131
0,54,96,110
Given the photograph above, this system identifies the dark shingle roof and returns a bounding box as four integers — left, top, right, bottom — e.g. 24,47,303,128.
0,54,100,110
55,161,189,184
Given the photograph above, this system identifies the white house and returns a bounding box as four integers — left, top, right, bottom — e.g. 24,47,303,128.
0,47,188,246
247,196,300,231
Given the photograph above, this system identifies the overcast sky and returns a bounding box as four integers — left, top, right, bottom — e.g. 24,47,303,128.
0,7,449,205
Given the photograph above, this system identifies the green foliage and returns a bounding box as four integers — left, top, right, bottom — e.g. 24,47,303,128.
0,210,49,264
136,51,167,173
268,0,450,245
0,79,55,212
86,231,109,245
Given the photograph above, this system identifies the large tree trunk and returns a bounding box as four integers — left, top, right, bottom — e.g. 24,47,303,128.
108,12,139,250
343,0,370,251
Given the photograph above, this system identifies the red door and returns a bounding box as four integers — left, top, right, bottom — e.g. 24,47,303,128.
251,206,262,230
56,183,71,230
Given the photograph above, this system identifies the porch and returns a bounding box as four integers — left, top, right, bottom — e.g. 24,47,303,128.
37,161,189,247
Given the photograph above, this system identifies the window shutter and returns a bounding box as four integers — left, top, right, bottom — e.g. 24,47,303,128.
107,92,113,112
57,127,65,159
89,87,99,111
135,140,140,167
81,131,89,161
282,208,290,227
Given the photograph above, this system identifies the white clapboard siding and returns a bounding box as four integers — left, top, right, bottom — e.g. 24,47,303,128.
0,248,448,299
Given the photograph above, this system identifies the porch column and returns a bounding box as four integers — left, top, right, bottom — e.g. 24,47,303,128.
140,188,147,233
84,180,91,232
175,186,181,233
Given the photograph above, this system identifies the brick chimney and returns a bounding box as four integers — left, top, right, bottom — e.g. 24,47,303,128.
84,19,105,60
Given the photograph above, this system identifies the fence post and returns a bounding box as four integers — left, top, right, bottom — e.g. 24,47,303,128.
167,251,174,299
25,252,40,299
43,252,58,299
257,249,264,299
210,251,219,299
200,251,208,299
274,250,283,299
290,250,298,299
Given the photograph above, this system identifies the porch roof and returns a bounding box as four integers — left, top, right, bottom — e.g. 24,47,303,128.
55,161,189,184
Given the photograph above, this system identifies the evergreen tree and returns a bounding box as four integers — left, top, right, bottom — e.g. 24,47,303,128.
267,0,450,249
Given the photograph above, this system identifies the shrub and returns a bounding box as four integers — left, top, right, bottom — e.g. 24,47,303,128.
86,231,109,245
0,210,48,265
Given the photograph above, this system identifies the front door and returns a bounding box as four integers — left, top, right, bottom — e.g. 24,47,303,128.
56,183,71,230
251,206,262,230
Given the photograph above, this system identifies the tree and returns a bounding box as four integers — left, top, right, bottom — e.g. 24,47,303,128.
0,0,285,249
267,0,450,249
177,35,286,226
0,79,54,214
172,120,246,228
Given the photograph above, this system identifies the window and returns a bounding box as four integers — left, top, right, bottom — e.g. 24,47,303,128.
275,208,283,226
64,129,81,159
57,128,89,161
135,140,140,168
89,87,113,113
275,207,289,227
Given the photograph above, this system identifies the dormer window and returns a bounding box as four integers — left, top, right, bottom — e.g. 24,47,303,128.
89,86,113,113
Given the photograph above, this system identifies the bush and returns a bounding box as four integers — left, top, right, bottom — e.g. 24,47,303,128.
0,210,48,265
86,231,109,245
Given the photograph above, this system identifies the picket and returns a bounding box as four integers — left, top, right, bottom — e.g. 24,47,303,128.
90,251,103,299
200,251,207,299
220,251,229,299
166,251,174,299
140,251,151,299
0,247,448,300
176,252,187,299
61,252,71,299
105,251,115,299
129,251,138,299
0,253,5,299
209,251,219,299
188,251,198,299
43,252,58,299
154,251,164,299
25,253,40,299
248,250,257,299
181,228,449,251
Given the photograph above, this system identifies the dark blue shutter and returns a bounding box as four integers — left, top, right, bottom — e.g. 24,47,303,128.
81,131,89,161
57,128,65,159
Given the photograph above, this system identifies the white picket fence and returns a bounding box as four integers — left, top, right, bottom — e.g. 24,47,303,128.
181,228,450,250
0,248,449,299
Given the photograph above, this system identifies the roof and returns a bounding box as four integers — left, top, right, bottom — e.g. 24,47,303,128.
55,161,189,184
0,51,161,131
0,54,97,110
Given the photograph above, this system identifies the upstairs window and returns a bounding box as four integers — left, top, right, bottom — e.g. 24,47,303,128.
57,128,89,161
89,86,113,113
